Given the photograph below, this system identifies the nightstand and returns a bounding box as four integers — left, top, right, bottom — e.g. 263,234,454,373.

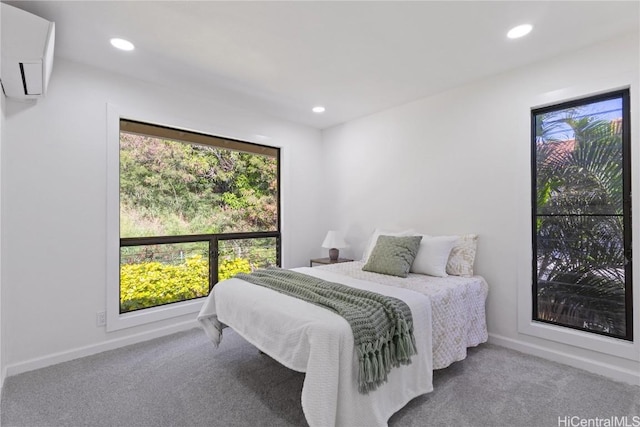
310,257,354,267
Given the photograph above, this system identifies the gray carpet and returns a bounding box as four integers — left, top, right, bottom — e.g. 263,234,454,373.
1,328,638,427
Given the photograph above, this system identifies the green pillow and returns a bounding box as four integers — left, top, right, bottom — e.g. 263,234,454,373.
362,235,423,278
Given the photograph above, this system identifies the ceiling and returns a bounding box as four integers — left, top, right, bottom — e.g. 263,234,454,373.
5,1,639,129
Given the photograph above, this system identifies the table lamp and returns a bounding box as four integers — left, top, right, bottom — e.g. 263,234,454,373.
322,230,347,261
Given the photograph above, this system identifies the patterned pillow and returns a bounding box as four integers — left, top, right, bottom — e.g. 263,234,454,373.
362,235,423,278
361,228,415,262
446,234,478,277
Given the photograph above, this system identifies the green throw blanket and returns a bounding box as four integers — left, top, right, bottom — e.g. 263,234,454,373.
234,268,417,393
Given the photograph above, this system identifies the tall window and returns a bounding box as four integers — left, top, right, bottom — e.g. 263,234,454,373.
531,90,632,341
119,120,280,313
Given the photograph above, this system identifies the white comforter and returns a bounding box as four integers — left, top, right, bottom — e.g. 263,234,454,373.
315,261,489,369
198,267,433,427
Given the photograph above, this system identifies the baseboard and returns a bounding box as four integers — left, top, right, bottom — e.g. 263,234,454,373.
0,366,5,405
6,325,637,387
489,333,640,387
4,319,200,379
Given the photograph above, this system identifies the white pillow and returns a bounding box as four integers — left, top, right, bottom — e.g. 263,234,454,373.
410,235,458,277
361,228,414,262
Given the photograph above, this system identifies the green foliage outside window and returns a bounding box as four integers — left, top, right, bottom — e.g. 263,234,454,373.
120,133,278,237
120,255,252,312
218,258,252,280
120,255,208,312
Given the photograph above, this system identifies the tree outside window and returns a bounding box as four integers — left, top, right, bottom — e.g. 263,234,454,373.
532,90,632,340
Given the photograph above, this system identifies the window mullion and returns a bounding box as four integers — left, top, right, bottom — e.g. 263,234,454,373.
210,237,218,291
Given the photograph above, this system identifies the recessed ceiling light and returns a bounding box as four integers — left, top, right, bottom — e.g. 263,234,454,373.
507,24,533,39
110,38,135,51
312,106,325,113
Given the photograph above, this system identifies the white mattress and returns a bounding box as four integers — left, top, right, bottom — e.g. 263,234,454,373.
315,260,489,369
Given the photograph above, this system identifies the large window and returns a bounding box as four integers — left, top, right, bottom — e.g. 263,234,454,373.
531,89,632,341
119,119,280,313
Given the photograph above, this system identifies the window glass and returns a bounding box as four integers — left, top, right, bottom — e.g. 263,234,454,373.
120,131,278,237
532,90,632,340
119,120,280,314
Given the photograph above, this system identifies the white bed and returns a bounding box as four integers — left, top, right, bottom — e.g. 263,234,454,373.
315,260,489,370
198,261,488,426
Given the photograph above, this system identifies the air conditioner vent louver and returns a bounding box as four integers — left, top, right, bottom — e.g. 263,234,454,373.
1,3,55,100
20,63,44,95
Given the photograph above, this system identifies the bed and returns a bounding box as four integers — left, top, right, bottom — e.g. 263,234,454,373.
315,260,488,370
198,232,488,426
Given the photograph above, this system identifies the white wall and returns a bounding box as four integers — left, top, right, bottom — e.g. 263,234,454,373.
0,64,4,390
1,58,323,373
321,33,640,384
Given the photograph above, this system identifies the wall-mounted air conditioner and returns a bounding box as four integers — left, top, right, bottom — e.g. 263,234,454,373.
1,3,55,99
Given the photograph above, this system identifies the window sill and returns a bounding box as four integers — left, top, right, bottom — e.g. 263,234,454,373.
106,298,204,332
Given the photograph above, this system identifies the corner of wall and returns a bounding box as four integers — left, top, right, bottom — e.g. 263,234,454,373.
1,82,5,392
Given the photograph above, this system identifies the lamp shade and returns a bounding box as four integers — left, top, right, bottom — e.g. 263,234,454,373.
322,230,347,249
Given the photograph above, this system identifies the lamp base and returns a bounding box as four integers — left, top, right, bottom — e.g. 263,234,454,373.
329,248,339,261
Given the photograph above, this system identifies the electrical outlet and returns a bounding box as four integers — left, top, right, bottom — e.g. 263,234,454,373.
96,311,106,327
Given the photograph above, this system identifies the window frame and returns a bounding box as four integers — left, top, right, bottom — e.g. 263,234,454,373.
530,89,633,341
120,232,281,313
106,105,282,331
